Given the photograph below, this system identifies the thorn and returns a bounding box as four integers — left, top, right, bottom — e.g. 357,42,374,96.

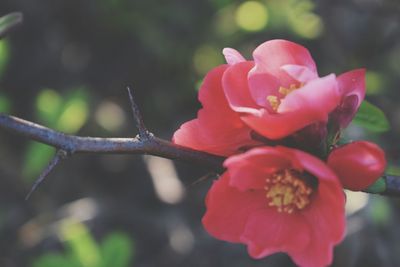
126,86,150,140
25,149,68,200
189,172,218,187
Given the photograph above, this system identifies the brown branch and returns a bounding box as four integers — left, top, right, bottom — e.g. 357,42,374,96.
0,113,225,170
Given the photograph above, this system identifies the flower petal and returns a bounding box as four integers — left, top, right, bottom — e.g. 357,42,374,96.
278,146,339,183
338,68,366,103
328,141,386,190
223,48,246,65
222,61,262,115
252,39,317,87
241,209,311,259
278,74,339,114
241,109,321,140
173,111,254,156
281,64,319,83
277,146,346,267
173,65,257,156
330,69,366,129
247,69,281,110
241,75,340,140
224,147,292,191
202,172,265,243
291,182,345,267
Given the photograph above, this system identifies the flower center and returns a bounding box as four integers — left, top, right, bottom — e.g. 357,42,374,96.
265,169,313,214
266,84,302,112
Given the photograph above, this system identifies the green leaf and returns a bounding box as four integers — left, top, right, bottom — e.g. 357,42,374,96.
0,12,23,39
352,100,390,132
100,232,134,267
364,177,386,194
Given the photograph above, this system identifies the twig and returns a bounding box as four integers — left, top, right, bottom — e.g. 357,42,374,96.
381,175,400,197
127,86,150,140
189,172,219,187
25,150,68,200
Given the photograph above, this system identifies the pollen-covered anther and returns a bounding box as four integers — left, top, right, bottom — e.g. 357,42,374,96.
279,84,300,96
266,95,280,111
265,169,313,214
266,83,302,112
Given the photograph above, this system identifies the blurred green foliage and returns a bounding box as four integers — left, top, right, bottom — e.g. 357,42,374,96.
32,221,134,267
368,197,392,226
366,71,387,96
267,0,323,39
0,40,9,77
0,92,11,113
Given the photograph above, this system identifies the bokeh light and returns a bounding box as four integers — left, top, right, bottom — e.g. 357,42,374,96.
95,100,126,132
235,1,269,32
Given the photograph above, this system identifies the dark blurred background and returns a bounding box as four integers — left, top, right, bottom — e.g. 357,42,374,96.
1,0,400,266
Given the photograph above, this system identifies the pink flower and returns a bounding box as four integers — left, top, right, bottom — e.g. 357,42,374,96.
328,141,386,191
203,146,345,267
223,40,341,140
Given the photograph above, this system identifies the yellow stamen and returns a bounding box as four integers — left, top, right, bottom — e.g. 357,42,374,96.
266,95,280,111
279,84,299,96
265,169,313,214
266,83,302,112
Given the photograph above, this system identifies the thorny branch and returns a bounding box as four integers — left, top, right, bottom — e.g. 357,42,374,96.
0,92,224,197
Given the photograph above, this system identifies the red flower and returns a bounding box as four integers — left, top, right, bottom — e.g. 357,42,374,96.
203,146,345,267
328,141,386,191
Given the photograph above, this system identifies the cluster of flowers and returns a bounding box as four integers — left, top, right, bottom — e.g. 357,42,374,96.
173,40,386,267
